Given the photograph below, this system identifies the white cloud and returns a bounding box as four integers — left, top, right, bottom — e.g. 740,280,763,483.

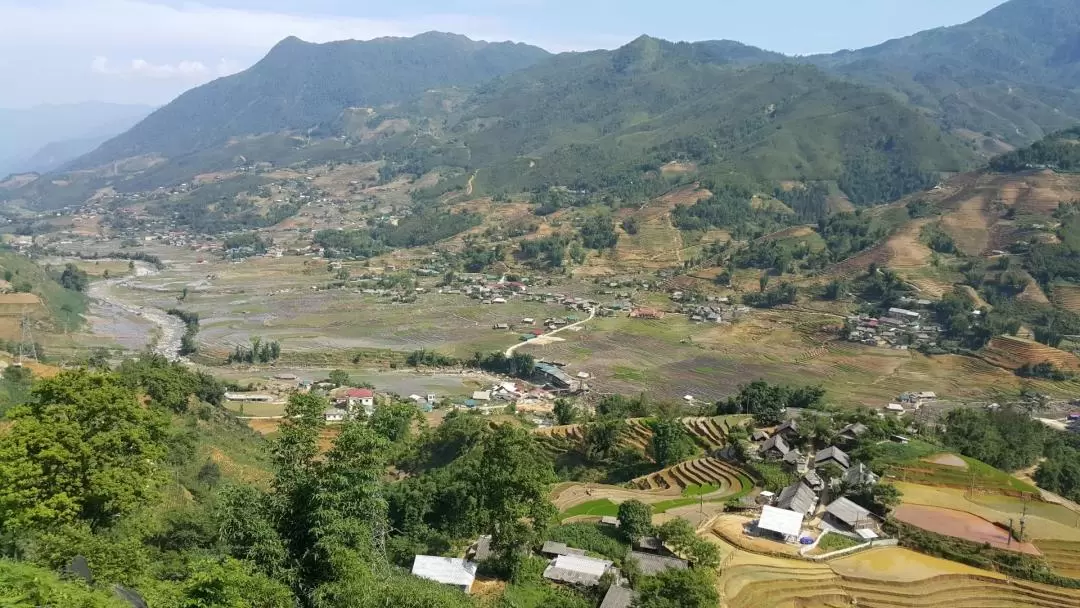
0,0,510,51
90,55,242,80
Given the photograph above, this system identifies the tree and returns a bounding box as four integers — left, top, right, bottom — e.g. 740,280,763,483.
655,518,720,569
179,557,293,608
616,500,653,543
648,418,696,467
369,402,420,444
583,420,626,463
553,398,576,426
464,425,556,575
717,381,786,425
58,263,89,293
0,371,168,531
635,568,719,608
328,370,351,387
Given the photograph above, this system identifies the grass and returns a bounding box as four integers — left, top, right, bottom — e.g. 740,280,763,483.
682,483,720,497
887,445,1040,495
560,499,619,519
815,533,862,554
544,523,628,561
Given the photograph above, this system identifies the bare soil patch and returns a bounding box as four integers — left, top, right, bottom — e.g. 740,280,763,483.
894,504,1041,555
924,453,968,469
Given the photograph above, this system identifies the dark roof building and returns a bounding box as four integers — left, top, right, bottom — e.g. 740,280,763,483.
541,541,586,557
776,482,818,516
628,551,689,575
759,434,791,459
823,497,875,531
837,422,869,442
815,446,851,470
775,419,800,438
599,586,637,608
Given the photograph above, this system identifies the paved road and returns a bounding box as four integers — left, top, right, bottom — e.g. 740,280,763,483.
504,306,596,358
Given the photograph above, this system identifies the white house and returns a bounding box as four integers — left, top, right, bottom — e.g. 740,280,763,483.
323,407,348,423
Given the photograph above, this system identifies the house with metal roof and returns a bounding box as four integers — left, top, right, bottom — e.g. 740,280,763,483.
774,419,800,439
543,554,613,586
756,505,804,542
842,462,879,488
411,556,478,593
836,422,869,443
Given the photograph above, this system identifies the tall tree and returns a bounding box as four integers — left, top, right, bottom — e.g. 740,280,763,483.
0,371,168,531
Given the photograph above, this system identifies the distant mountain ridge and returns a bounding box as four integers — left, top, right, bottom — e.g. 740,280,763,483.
0,102,152,176
72,32,550,168
808,0,1080,145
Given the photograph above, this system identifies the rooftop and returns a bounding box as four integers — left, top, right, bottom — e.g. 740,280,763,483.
777,482,817,515
599,586,637,608
815,446,851,469
541,541,587,557
824,497,874,529
758,505,804,538
411,556,477,589
628,551,688,575
543,554,613,586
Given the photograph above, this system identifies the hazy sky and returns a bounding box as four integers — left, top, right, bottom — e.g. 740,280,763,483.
0,0,1008,108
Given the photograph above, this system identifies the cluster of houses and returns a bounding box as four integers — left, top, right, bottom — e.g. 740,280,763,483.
681,302,751,324
411,531,689,606
844,306,942,350
750,420,883,545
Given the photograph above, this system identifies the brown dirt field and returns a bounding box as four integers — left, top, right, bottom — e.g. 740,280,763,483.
711,514,804,557
894,504,1041,555
1017,271,1051,304
924,454,968,469
245,419,282,435
1053,285,1080,314
0,293,42,306
981,335,1080,371
660,161,696,175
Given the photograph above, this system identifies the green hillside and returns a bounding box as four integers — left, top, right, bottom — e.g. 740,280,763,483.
810,0,1080,146
426,36,975,205
73,32,550,167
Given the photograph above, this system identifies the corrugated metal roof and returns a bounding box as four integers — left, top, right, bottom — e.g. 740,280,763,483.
824,497,873,529
543,554,612,586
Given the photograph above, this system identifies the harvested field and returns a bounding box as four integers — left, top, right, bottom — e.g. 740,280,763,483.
924,454,968,469
829,547,1001,582
717,534,1080,608
894,504,1041,555
981,335,1080,372
536,416,745,457
631,457,751,494
1035,540,1080,579
1053,284,1080,314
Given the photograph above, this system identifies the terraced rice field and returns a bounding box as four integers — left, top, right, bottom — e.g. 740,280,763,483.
718,545,1080,608
980,335,1080,372
535,415,744,456
631,457,748,493
1036,540,1080,579
1053,285,1080,315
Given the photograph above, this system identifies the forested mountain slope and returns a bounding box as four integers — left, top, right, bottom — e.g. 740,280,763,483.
809,0,1080,146
72,32,550,167
449,36,974,204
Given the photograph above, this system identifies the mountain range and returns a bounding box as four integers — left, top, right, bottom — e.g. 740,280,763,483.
0,102,153,176
8,0,1080,213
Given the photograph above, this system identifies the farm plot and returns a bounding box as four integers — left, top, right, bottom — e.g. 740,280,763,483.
894,504,1041,555
890,454,1039,495
1053,284,1080,315
1035,540,1080,579
980,335,1080,372
896,482,1080,543
535,416,745,457
631,457,750,496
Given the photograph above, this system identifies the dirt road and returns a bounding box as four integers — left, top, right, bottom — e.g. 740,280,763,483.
505,306,596,357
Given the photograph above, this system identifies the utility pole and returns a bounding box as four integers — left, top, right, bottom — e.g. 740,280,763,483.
16,308,37,366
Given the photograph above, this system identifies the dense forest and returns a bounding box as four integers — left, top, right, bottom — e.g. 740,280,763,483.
990,127,1080,172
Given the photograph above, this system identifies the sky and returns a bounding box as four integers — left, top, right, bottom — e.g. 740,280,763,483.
0,0,1008,108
